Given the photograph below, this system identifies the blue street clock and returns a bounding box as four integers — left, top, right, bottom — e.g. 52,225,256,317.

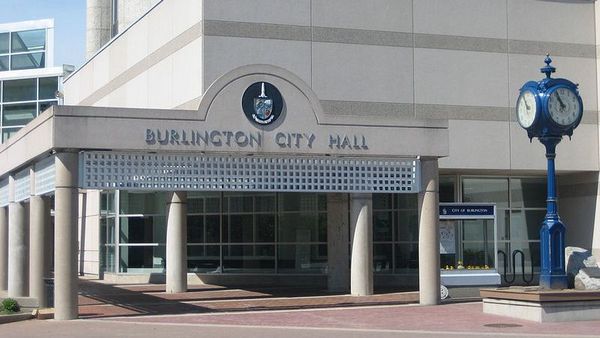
516,55,584,290
517,55,583,140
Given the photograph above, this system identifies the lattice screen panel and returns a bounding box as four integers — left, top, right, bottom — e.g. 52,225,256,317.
35,156,55,196
14,168,31,202
0,179,8,207
80,152,420,193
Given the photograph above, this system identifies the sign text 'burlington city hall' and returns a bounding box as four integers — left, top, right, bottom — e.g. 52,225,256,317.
145,129,369,150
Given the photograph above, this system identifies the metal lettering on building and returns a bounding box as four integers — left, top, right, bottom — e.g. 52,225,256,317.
145,129,369,151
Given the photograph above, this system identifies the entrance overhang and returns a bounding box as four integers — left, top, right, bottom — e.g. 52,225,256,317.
0,64,449,195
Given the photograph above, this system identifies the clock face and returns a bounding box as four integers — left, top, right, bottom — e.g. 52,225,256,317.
548,87,581,126
516,90,537,128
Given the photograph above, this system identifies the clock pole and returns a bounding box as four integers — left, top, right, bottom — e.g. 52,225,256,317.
539,136,568,289
516,55,583,290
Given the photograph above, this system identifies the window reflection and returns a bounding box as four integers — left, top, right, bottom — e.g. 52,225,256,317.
11,53,45,70
11,29,45,53
0,33,8,54
3,78,37,102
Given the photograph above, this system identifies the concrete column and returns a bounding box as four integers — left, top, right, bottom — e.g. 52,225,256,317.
8,201,28,297
350,193,373,296
0,206,7,291
166,191,187,293
327,193,350,292
418,158,441,305
54,152,79,320
30,195,49,307
86,0,112,59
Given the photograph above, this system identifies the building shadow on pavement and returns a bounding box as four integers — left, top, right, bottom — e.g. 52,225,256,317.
77,278,419,319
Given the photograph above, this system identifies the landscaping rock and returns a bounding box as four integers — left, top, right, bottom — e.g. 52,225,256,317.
574,267,600,290
565,247,598,288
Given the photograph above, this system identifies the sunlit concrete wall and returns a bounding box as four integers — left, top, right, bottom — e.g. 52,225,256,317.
67,0,203,110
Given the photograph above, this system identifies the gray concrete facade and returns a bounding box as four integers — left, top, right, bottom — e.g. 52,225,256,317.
3,0,600,320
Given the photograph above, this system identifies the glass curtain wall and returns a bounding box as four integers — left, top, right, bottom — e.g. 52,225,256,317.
1,76,58,142
102,191,327,274
102,191,420,276
372,194,419,274
440,176,545,282
118,191,166,273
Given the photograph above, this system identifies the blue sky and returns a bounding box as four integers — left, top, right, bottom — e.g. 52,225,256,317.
0,0,86,68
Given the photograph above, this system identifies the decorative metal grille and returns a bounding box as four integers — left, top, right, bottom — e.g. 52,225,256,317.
80,152,420,193
35,156,55,196
0,179,8,207
14,168,31,202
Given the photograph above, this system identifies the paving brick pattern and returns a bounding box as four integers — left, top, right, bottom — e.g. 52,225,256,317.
78,279,418,318
77,279,600,336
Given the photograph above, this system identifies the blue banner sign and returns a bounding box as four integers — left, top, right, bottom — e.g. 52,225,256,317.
439,204,495,218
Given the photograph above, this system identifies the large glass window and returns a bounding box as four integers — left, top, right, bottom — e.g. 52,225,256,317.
277,193,327,273
11,29,45,53
0,56,7,71
101,191,328,275
3,79,37,102
3,103,37,126
118,191,166,273
0,33,8,54
1,128,19,143
439,175,456,203
372,194,419,274
11,53,44,70
38,77,58,100
460,176,545,282
100,191,116,273
0,29,46,72
1,76,59,143
463,178,509,208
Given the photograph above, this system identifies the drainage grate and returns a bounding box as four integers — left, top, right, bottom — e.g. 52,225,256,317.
484,323,523,328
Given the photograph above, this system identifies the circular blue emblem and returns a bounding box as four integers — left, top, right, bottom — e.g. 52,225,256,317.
242,82,283,126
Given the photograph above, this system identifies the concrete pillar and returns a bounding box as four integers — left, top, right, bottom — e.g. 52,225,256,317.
0,206,7,291
327,193,350,292
418,158,441,305
350,193,373,296
8,201,28,297
30,195,49,307
54,152,79,320
166,191,187,293
86,0,112,59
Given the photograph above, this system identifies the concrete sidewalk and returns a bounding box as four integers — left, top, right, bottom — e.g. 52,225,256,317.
2,279,600,337
100,301,600,337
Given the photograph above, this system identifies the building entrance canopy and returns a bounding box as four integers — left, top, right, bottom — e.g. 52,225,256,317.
0,65,449,320
0,65,448,202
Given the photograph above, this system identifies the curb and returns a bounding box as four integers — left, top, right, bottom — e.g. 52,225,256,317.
0,313,34,324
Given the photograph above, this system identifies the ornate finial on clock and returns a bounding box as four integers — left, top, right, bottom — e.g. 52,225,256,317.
540,54,556,79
